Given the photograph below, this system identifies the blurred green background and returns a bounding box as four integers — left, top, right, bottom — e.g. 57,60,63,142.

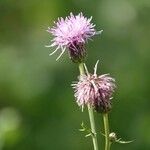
0,0,150,150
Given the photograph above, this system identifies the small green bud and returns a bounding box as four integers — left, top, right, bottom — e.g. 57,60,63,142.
109,132,117,142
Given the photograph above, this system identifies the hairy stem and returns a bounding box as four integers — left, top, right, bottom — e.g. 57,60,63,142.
79,63,99,150
103,113,110,150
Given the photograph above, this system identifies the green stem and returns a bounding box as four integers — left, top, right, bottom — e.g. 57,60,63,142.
88,104,99,150
78,63,99,150
103,113,110,150
78,63,85,75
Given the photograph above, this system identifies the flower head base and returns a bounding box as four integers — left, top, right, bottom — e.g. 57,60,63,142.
46,13,102,62
72,61,116,113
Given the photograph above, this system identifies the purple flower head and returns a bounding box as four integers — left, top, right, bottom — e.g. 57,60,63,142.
46,13,102,62
72,61,116,113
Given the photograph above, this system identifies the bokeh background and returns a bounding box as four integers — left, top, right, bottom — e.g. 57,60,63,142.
0,0,150,150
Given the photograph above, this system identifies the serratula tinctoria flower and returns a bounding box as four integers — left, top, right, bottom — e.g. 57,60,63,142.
72,61,116,113
46,13,103,62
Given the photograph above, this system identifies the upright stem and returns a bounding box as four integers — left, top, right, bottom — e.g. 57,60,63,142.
88,104,99,150
78,63,85,75
78,63,99,150
103,113,110,150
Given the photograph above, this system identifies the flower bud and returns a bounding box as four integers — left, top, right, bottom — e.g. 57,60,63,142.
109,132,117,142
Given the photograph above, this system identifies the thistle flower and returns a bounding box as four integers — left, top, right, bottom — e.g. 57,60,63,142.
72,61,116,113
46,12,102,62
